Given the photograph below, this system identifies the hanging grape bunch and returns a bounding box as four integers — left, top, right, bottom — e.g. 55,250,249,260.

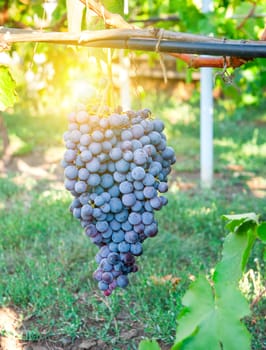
62,105,176,296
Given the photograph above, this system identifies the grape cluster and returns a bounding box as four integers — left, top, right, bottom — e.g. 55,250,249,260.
62,105,176,296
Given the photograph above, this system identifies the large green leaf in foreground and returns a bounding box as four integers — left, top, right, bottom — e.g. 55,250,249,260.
172,214,258,350
0,66,16,111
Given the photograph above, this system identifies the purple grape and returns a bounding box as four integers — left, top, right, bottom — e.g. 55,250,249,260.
99,118,109,129
130,242,143,256
102,227,112,239
143,173,155,186
131,124,144,139
109,242,119,252
153,119,164,132
144,222,158,237
128,212,142,225
131,200,143,212
143,186,157,199
115,209,129,223
101,203,111,213
142,212,154,225
101,260,113,272
75,181,87,194
158,182,168,193
108,185,120,197
162,146,175,160
107,161,116,173
85,224,97,238
89,142,102,155
105,129,114,139
110,219,121,231
102,141,112,153
121,220,133,231
115,159,130,173
131,166,145,181
125,231,138,244
131,139,142,151
73,207,81,219
116,275,129,288
110,147,122,161
118,241,130,253
150,196,163,210
78,168,89,181
64,149,76,162
113,171,127,183
110,197,123,213
123,150,133,162
134,223,145,234
81,204,93,219
96,221,109,233
87,173,101,187
112,230,125,243
122,193,136,207
86,158,100,173
99,245,110,258
121,140,132,151
80,134,91,146
98,281,109,291
121,129,133,141
101,174,114,189
92,130,104,142
65,140,76,149
102,272,113,284
135,190,145,201
93,269,103,281
107,252,120,265
80,150,92,163
160,196,168,206
64,165,78,180
80,124,90,134
119,181,134,194
75,155,84,167
149,131,161,145
76,110,89,123
133,180,144,190
70,129,82,143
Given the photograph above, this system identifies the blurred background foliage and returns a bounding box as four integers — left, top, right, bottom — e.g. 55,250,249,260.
0,0,265,114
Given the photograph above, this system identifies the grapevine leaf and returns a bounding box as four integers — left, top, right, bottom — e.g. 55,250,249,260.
173,226,253,350
0,66,17,111
66,0,85,32
257,222,266,243
102,0,123,15
138,339,161,350
172,275,215,350
222,212,259,233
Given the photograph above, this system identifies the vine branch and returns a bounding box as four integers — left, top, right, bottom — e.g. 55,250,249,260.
79,0,135,29
77,0,263,68
0,0,266,69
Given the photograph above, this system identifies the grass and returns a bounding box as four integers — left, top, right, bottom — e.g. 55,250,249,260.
0,96,265,349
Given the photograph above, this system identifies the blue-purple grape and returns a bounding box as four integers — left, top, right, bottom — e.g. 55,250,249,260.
63,106,175,296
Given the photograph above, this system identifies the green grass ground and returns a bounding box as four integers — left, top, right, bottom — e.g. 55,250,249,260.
0,96,265,349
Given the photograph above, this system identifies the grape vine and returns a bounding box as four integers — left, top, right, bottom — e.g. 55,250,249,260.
62,104,176,295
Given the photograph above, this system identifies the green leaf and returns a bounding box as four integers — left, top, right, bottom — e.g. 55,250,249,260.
139,339,161,350
173,275,215,349
222,212,259,233
173,221,254,350
66,0,85,32
102,0,123,15
0,66,16,111
257,222,266,243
